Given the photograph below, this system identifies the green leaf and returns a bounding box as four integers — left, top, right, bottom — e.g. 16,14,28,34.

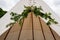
54,21,58,24
39,6,43,11
48,12,51,15
10,12,17,16
0,8,7,18
47,21,51,25
6,22,15,27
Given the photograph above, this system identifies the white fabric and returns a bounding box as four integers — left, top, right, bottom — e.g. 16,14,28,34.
0,0,60,36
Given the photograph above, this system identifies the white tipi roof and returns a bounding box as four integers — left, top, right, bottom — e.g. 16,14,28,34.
0,0,60,36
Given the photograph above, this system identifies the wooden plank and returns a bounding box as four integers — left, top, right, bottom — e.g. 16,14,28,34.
5,22,21,40
19,13,33,40
0,26,12,40
0,30,8,40
39,17,55,40
33,14,44,40
51,29,60,40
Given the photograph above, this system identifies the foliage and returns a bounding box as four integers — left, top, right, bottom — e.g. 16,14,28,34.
6,22,15,27
7,6,58,27
10,12,21,21
0,8,7,18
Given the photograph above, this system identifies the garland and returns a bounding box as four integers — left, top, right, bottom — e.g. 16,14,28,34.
7,6,58,27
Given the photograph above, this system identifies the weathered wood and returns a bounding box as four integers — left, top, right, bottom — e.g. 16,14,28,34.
5,22,21,40
33,14,44,40
39,17,55,40
19,13,33,40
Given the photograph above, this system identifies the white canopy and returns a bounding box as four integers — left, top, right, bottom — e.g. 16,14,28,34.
0,0,60,36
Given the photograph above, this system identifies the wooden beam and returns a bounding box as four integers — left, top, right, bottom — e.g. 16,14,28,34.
5,22,21,40
19,13,33,40
33,14,44,40
39,17,55,40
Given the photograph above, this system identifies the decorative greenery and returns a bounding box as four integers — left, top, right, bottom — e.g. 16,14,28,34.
7,6,58,27
0,8,7,18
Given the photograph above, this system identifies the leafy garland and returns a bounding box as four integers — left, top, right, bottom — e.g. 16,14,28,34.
7,6,58,27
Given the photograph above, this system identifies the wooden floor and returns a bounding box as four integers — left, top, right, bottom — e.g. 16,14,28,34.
0,13,60,40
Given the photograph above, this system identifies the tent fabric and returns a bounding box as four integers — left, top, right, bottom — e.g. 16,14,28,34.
0,0,60,36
